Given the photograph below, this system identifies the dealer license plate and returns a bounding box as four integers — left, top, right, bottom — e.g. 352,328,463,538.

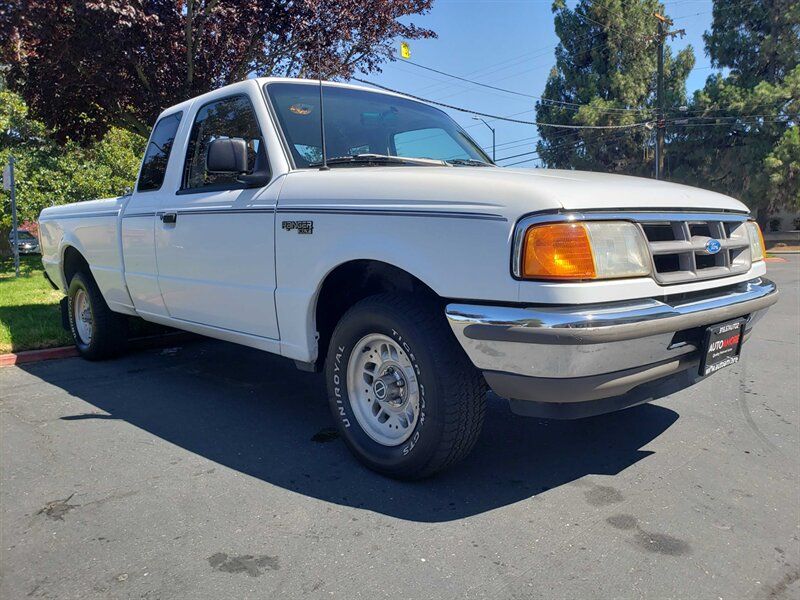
699,318,747,376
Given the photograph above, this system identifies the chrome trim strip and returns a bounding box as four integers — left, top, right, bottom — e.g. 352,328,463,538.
167,207,276,216
123,207,277,218
276,206,507,221
124,206,502,220
122,212,157,218
511,210,751,279
446,277,777,346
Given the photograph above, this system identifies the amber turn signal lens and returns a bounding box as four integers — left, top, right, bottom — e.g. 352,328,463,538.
522,222,596,279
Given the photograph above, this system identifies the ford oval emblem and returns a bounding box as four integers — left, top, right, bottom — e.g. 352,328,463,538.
705,239,722,254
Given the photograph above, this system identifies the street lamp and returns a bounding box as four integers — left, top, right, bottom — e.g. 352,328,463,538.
472,117,496,163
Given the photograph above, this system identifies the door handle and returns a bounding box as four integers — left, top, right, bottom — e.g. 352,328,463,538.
160,212,177,224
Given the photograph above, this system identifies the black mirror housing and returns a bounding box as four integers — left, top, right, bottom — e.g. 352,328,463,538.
207,138,249,173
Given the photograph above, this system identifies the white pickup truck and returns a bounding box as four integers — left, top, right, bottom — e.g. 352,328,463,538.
39,78,778,478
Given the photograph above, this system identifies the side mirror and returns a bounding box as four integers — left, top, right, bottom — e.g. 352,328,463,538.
207,137,249,173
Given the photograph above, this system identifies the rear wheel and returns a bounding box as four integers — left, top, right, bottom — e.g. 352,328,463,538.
67,271,128,360
325,293,486,479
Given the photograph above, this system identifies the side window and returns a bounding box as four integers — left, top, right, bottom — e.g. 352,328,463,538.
137,112,182,192
394,127,471,161
182,95,265,190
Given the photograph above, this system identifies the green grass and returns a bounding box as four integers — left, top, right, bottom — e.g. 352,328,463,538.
0,255,71,353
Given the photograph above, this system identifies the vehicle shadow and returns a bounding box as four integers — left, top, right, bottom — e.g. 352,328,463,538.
23,339,679,523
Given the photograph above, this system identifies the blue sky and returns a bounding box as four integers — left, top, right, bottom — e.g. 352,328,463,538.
364,0,717,166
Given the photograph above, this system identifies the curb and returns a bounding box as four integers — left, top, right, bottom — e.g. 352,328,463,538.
0,332,197,367
766,256,789,263
0,346,79,366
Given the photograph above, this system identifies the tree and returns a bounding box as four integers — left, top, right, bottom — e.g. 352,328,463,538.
534,0,694,175
0,86,144,255
764,124,800,209
0,0,435,144
703,0,799,88
670,0,799,215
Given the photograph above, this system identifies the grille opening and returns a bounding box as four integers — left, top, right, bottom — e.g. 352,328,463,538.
642,223,677,242
669,326,705,349
654,254,682,273
695,253,719,270
689,223,712,237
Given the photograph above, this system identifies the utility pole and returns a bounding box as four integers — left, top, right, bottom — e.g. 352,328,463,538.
3,156,19,277
472,117,496,162
653,13,684,180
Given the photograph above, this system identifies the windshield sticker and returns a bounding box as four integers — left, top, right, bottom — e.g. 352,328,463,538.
289,103,314,116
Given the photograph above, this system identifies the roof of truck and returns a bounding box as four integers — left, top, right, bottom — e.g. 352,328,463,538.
256,77,406,99
157,77,410,122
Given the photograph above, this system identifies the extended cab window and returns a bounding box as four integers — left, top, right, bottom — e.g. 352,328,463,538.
137,112,182,192
182,95,265,190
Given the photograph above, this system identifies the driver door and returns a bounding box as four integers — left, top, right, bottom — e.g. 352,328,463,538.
154,92,279,339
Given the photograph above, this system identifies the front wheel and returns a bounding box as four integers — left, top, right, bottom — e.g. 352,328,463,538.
325,293,486,479
67,271,128,360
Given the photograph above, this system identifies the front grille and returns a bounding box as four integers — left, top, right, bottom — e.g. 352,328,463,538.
639,216,751,284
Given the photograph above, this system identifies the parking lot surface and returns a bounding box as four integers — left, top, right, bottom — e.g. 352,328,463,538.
2,257,798,600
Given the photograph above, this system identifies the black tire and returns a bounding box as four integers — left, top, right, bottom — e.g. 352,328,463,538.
325,293,486,479
67,270,128,360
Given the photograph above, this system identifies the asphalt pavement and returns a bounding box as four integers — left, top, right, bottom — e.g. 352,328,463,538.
1,257,798,600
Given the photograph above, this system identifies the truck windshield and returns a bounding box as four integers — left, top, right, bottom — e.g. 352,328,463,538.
265,82,491,168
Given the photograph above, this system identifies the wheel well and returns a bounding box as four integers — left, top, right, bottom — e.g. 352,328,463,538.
62,246,90,286
314,260,439,368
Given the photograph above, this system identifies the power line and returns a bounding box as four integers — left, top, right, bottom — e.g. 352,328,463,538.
352,78,653,130
401,58,651,113
504,129,642,166
671,0,760,23
669,119,792,128
407,29,610,99
507,123,655,162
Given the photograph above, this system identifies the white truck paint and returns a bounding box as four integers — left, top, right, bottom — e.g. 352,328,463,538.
38,78,778,477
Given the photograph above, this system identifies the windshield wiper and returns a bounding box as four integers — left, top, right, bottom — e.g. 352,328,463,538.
445,158,493,167
309,154,447,167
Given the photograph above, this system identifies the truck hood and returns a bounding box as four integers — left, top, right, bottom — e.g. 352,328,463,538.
280,166,749,225
501,168,749,213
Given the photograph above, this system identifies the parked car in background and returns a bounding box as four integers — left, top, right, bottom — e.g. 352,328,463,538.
8,230,40,255
37,78,778,478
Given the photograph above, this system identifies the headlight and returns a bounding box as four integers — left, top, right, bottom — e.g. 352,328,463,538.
746,221,765,262
519,221,651,280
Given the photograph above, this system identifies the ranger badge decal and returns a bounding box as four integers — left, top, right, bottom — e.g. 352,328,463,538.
282,220,314,234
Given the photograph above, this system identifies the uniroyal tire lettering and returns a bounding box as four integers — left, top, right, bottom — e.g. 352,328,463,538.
333,343,349,426
402,430,420,455
396,330,425,456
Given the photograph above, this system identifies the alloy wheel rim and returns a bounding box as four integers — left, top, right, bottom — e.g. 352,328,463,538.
73,289,93,345
346,333,420,446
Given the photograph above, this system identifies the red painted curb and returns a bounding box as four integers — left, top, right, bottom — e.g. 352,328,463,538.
0,332,197,367
0,346,78,366
766,256,789,263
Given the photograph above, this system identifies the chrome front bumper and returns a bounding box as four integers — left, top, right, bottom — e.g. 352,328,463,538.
446,277,778,417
